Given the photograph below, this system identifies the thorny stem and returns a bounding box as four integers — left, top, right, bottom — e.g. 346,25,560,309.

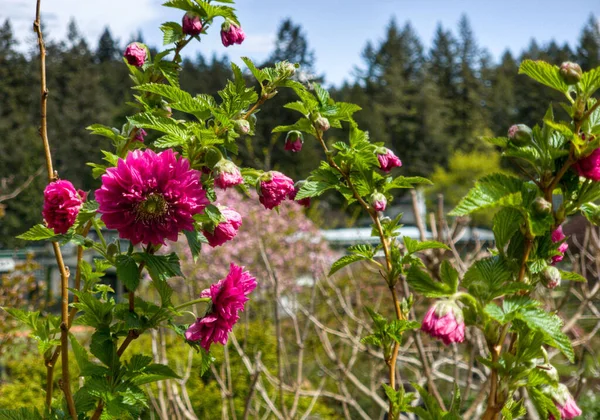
313,128,434,416
34,1,77,417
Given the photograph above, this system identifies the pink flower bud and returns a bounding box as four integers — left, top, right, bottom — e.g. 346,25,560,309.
507,124,532,146
284,130,303,152
548,384,582,420
370,192,387,212
258,171,295,210
233,119,250,135
134,128,147,142
559,62,582,85
421,301,465,345
182,12,203,36
551,225,569,265
123,42,147,67
213,160,243,190
203,207,242,247
220,21,245,47
288,181,311,208
43,180,85,234
377,148,402,172
574,148,600,181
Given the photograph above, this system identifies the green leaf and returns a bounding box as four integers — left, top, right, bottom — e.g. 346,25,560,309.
138,253,183,282
450,173,524,216
183,230,206,262
296,179,336,200
518,60,569,93
0,408,43,420
116,255,140,292
16,224,58,241
241,57,266,83
160,22,184,45
385,176,433,190
558,270,586,283
406,265,454,298
462,256,513,301
90,328,116,367
329,254,367,276
403,237,449,254
580,67,600,97
515,308,574,362
528,386,561,419
493,208,523,251
127,112,189,138
439,260,459,293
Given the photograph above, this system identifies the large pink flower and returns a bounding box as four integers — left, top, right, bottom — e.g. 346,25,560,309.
182,12,203,36
203,207,242,247
421,301,465,345
259,171,294,210
95,149,208,246
185,263,257,351
377,148,402,172
551,225,569,265
43,180,85,234
574,148,600,181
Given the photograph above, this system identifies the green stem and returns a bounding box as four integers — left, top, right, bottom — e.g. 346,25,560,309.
175,297,211,312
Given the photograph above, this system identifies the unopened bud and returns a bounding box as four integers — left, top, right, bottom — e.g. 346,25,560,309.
560,62,582,85
542,266,561,289
370,192,387,212
233,119,250,135
533,197,552,215
507,124,532,146
315,115,330,132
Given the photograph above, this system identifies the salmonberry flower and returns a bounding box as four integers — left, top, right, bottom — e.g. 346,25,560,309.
574,148,600,181
220,21,245,47
258,171,295,210
315,115,330,132
551,225,569,265
123,42,147,67
421,301,465,345
185,263,257,351
95,149,208,245
284,130,303,152
182,12,203,36
377,148,402,172
559,62,582,85
43,180,85,234
507,124,532,146
288,181,310,208
213,159,243,190
203,207,242,247
542,266,561,289
548,384,582,420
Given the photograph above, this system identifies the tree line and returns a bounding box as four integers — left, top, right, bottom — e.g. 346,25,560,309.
0,15,598,247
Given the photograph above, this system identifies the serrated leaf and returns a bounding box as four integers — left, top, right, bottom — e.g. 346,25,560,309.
385,176,432,190
184,230,205,262
296,180,336,200
516,308,574,362
558,270,586,283
116,255,140,292
0,408,43,420
329,254,367,276
16,224,58,241
160,22,184,45
450,173,524,216
403,237,449,254
580,67,600,97
406,265,454,298
493,208,523,251
518,60,569,93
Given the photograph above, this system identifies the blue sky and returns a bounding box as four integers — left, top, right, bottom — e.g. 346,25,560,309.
2,0,599,86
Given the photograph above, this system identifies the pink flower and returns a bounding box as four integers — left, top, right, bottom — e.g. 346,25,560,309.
220,21,245,47
182,12,203,36
124,42,147,67
185,263,257,351
377,148,402,172
574,148,600,181
95,149,208,246
134,129,147,142
213,160,243,190
203,207,242,247
284,131,303,152
549,384,582,420
43,180,85,234
258,171,294,210
288,183,311,208
421,301,465,345
315,116,330,132
370,192,387,212
551,225,569,265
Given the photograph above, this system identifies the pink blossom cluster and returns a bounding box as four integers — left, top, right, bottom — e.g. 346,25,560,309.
377,148,402,172
185,263,257,351
220,22,245,47
574,148,600,181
